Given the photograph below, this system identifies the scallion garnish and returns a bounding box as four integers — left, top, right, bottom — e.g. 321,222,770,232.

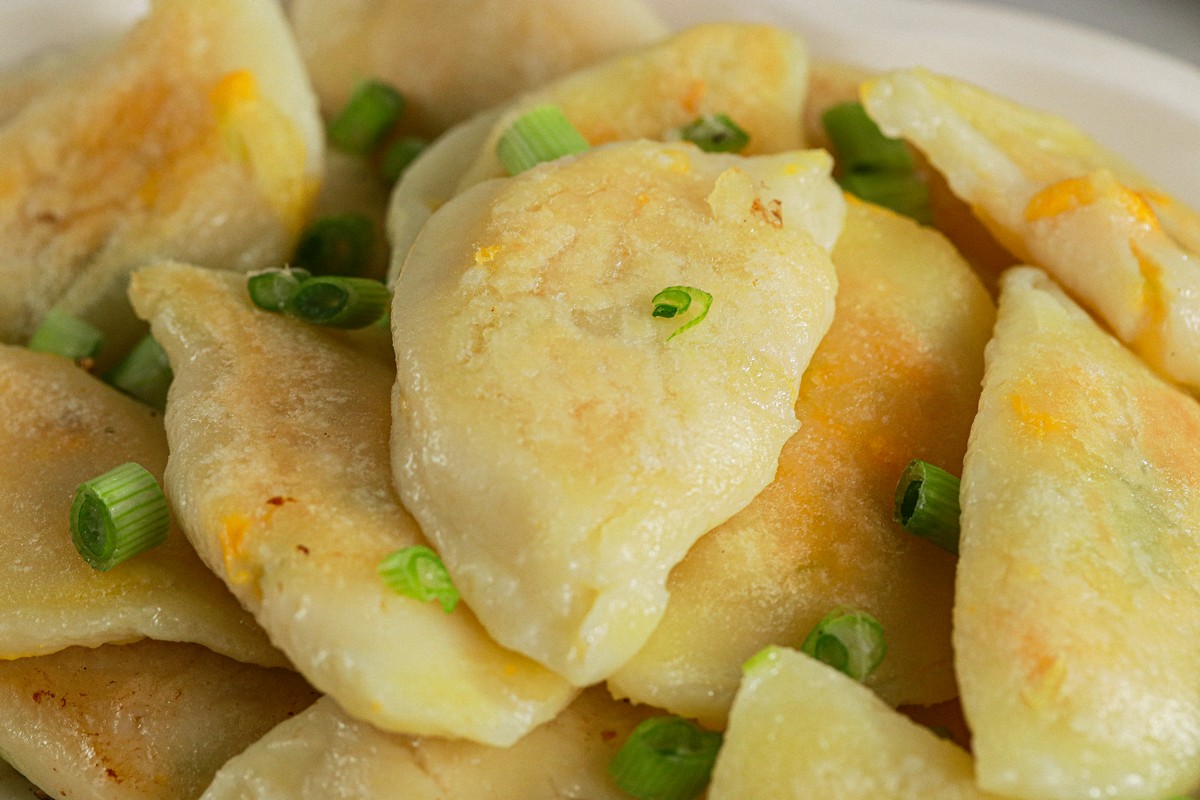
800,607,886,682
674,113,750,153
247,267,312,312
495,104,589,175
28,308,104,364
70,462,169,571
821,101,931,224
293,214,374,277
378,545,460,613
103,334,172,411
286,276,391,328
893,459,961,554
328,80,406,156
380,136,428,184
651,286,713,341
608,716,722,800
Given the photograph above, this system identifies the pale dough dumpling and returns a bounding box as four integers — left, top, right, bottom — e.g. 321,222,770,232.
0,0,322,365
709,646,1001,799
129,263,574,745
608,198,994,725
202,687,654,800
289,0,667,135
957,267,1200,800
861,68,1200,391
0,640,318,800
0,345,283,667
391,140,844,685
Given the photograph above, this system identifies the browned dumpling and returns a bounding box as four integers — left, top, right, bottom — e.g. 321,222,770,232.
0,344,282,667
391,140,843,685
609,198,993,724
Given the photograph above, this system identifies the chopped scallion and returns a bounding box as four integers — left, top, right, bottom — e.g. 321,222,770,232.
608,716,722,800
28,308,104,364
821,101,914,174
70,462,169,571
293,214,374,277
893,459,961,554
286,276,391,328
247,267,312,312
674,113,750,153
378,545,460,613
839,171,934,225
651,286,713,341
103,334,172,411
800,607,886,682
380,136,428,184
328,80,405,155
496,105,589,175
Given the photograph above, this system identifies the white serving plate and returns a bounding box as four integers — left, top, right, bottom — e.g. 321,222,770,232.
0,1,1197,797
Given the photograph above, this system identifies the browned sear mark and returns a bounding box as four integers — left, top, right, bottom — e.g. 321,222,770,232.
751,197,783,228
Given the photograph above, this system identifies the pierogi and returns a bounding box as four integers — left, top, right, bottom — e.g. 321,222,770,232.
128,263,574,745
202,687,654,800
289,0,666,135
608,198,993,724
957,267,1200,800
709,646,1000,800
861,68,1200,392
0,344,282,667
391,139,843,685
0,0,322,366
0,640,317,800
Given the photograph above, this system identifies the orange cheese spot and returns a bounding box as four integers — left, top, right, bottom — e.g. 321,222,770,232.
1009,393,1068,436
1119,188,1161,230
219,513,254,585
1024,176,1096,222
680,79,707,115
474,244,503,264
209,69,259,114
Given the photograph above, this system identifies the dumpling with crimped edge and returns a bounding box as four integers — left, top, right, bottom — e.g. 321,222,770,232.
202,686,655,800
708,646,1003,799
608,198,993,725
289,0,667,136
861,67,1200,391
391,139,843,686
0,0,322,366
386,23,813,284
0,640,318,800
0,344,283,668
956,266,1200,800
128,262,575,745
454,23,811,190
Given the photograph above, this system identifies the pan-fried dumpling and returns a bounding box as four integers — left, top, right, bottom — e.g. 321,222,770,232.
289,0,667,135
0,344,282,667
0,640,318,800
391,140,843,685
861,68,1200,391
455,23,811,190
957,266,1200,800
128,263,574,744
709,646,1000,799
608,198,993,724
203,687,653,800
0,0,322,365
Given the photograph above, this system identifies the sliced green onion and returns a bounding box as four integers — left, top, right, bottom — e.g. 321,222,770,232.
247,267,312,312
380,136,428,184
800,607,886,682
609,716,722,800
285,276,391,328
70,462,169,571
328,80,405,155
496,104,589,175
651,286,712,341
103,334,172,411
293,214,374,277
839,170,933,225
674,113,750,153
378,545,460,613
821,101,914,174
893,459,961,555
28,308,104,363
